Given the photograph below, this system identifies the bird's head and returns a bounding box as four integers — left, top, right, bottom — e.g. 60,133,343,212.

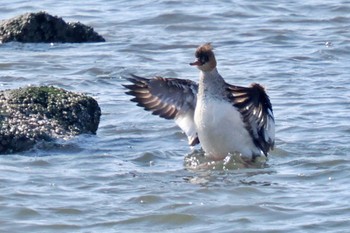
190,43,217,72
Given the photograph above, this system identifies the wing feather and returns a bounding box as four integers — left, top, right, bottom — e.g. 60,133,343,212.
123,74,199,145
227,83,275,155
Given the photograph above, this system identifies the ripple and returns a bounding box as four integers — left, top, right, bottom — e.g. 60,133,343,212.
15,207,41,218
53,208,83,215
1,1,350,233
117,213,197,226
137,12,210,25
128,195,165,205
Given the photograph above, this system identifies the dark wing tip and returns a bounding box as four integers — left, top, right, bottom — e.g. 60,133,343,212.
227,83,275,155
189,137,200,146
123,74,181,120
123,74,149,86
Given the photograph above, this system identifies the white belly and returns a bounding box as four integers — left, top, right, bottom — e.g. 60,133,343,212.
194,98,259,160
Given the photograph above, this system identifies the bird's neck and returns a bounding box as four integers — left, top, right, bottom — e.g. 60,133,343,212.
198,68,226,98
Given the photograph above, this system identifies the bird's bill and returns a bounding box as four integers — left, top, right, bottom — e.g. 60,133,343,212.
189,60,203,66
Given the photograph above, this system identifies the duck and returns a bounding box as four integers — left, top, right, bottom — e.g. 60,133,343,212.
123,43,275,162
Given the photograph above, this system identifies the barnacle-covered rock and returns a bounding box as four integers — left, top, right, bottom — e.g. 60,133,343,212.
0,11,105,43
0,86,101,153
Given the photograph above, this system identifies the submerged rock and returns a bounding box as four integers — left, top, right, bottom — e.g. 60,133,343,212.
0,86,101,153
0,11,105,43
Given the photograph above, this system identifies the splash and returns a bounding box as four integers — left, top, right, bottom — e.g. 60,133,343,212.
184,149,267,170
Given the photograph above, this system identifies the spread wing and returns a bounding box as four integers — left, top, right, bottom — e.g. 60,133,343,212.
123,74,199,146
227,83,275,155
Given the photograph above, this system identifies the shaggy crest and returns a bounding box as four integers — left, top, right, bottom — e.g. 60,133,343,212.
195,43,213,58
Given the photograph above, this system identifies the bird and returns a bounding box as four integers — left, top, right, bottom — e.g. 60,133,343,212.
123,43,275,162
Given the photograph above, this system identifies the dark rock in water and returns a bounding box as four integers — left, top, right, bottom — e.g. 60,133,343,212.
0,86,101,153
0,11,105,43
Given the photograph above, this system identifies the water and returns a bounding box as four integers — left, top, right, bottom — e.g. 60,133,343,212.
1,0,350,232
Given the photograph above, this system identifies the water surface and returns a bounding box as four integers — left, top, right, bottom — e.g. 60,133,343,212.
1,1,350,232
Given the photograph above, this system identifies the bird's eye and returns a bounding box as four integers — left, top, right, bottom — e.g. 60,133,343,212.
200,54,209,64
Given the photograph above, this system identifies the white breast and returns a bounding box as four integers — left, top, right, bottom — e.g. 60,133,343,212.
194,98,260,160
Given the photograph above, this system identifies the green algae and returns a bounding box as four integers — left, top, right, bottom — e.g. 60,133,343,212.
0,86,101,153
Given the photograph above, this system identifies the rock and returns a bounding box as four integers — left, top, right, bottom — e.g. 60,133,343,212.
0,11,105,43
0,86,101,153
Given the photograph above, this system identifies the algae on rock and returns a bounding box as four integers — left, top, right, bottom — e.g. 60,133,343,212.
0,86,101,153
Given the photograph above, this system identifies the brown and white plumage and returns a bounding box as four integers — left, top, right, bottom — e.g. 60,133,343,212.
124,75,199,146
124,43,275,161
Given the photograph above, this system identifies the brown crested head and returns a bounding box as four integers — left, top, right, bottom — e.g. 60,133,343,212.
189,43,217,72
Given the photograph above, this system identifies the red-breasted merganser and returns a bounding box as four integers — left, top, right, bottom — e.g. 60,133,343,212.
124,43,275,161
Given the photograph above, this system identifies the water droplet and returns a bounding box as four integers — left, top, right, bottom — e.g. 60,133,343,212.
325,41,332,47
